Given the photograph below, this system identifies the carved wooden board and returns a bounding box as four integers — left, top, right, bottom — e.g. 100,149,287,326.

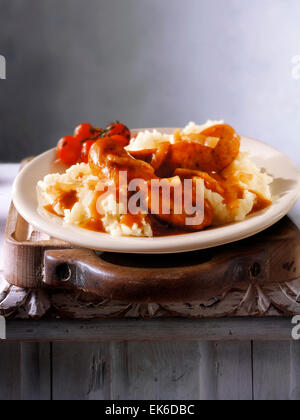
2,159,300,319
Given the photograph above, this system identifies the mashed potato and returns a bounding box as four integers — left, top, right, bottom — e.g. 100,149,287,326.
126,129,173,151
38,121,273,237
207,152,273,225
37,163,154,237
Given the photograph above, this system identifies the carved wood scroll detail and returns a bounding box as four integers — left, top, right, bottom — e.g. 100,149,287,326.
1,275,300,319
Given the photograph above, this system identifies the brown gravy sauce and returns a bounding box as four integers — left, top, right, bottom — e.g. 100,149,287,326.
249,190,272,214
120,214,144,229
80,218,105,232
44,190,77,217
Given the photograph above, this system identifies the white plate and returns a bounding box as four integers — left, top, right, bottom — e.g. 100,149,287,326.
12,130,300,254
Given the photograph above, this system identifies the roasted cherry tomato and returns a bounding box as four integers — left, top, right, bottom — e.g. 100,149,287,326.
81,140,96,163
57,136,81,166
74,123,93,141
106,122,131,144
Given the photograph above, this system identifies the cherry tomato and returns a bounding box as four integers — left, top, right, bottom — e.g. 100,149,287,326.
81,140,95,163
57,136,81,166
74,123,93,141
106,122,131,144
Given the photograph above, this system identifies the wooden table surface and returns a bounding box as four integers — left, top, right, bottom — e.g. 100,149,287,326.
1,164,300,400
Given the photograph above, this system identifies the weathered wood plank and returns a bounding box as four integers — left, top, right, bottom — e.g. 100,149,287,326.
289,341,300,400
110,342,201,400
196,342,252,400
207,342,252,400
0,342,21,400
5,318,296,342
253,341,300,400
52,343,111,400
109,341,252,400
51,341,251,400
20,343,51,400
253,342,290,400
0,342,51,400
109,342,129,400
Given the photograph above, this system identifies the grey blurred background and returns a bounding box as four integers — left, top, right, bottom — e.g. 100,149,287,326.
0,0,300,163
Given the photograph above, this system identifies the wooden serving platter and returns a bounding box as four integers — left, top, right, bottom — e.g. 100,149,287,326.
1,159,300,319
